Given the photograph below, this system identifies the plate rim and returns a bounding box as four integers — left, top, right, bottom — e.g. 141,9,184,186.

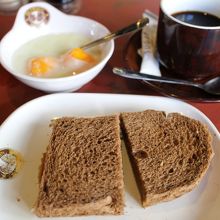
1,93,219,139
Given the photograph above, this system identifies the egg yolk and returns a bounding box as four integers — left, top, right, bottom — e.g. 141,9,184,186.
69,48,95,63
30,57,56,76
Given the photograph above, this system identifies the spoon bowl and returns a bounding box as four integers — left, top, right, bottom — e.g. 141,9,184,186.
113,67,220,96
203,77,220,95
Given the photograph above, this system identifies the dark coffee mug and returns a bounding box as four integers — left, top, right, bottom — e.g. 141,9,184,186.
157,0,220,81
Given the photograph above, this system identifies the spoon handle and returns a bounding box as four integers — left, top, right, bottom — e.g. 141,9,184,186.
113,67,201,88
81,17,149,50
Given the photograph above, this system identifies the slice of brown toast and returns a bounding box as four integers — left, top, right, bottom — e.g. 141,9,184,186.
35,115,124,217
120,110,214,207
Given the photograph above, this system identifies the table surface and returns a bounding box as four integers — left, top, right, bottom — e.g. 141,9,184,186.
0,0,220,131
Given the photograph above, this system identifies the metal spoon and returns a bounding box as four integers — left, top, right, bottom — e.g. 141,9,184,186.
80,17,149,50
113,67,220,95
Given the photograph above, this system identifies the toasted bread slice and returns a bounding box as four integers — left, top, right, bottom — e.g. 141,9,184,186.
120,110,214,207
35,115,124,217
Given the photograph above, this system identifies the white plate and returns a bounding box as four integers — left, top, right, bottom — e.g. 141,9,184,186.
0,93,219,220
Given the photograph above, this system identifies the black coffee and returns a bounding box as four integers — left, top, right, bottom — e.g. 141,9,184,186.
172,11,220,27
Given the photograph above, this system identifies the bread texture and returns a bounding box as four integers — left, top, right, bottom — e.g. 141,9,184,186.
120,110,214,207
35,115,124,217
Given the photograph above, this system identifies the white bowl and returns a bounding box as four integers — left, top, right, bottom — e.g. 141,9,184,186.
0,2,114,92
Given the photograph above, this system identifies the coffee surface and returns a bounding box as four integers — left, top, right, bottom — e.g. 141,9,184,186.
172,11,220,27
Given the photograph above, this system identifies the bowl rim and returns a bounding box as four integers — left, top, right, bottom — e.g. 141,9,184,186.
0,2,114,82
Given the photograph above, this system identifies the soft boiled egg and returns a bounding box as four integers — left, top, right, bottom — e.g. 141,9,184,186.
28,48,97,78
